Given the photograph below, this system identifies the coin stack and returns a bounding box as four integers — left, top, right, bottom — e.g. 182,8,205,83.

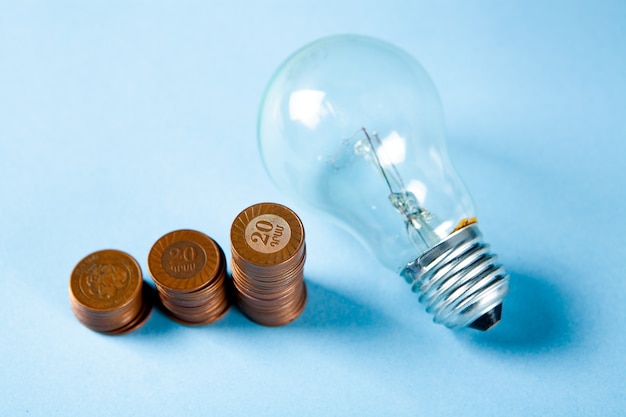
69,249,153,335
147,229,230,325
230,202,307,326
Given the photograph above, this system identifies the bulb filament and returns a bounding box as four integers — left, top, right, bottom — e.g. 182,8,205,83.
360,128,440,250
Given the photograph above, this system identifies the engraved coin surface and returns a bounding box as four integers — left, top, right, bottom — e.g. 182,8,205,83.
231,202,304,267
244,213,291,254
70,249,142,310
161,240,206,279
148,229,220,292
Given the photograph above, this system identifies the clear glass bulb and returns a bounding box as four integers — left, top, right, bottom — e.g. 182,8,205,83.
258,34,509,331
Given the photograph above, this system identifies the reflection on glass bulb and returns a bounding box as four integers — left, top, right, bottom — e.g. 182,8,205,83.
258,34,509,331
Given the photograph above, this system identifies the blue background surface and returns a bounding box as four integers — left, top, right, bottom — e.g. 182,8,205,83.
1,1,625,416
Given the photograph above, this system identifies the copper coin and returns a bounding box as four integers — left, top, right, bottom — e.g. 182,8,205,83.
69,249,152,334
147,229,230,325
230,203,307,326
231,202,304,268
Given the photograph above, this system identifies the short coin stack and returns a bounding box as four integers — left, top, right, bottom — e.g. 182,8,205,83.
148,229,229,325
230,202,307,326
69,249,152,335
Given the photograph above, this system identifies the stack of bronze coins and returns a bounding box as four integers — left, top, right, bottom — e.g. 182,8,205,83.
69,249,152,335
230,202,307,326
147,229,229,325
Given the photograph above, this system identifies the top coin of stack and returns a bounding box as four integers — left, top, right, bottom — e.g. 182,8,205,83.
147,229,230,325
69,249,152,335
230,202,307,326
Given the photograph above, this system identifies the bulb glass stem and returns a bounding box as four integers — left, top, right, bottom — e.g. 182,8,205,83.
359,127,442,250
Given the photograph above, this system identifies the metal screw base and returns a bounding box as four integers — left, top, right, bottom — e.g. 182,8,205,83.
401,224,509,330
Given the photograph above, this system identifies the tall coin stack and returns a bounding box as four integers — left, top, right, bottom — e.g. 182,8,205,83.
69,249,152,335
148,229,230,325
230,202,307,326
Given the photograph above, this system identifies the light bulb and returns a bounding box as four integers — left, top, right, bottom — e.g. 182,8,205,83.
258,34,509,331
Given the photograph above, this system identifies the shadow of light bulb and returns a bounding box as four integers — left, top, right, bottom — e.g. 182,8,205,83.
456,272,576,354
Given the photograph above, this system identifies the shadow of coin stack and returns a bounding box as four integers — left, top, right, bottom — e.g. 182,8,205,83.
69,249,153,335
230,202,307,326
147,229,230,325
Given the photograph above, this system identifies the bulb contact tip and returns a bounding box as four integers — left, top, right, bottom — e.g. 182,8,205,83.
468,303,502,331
